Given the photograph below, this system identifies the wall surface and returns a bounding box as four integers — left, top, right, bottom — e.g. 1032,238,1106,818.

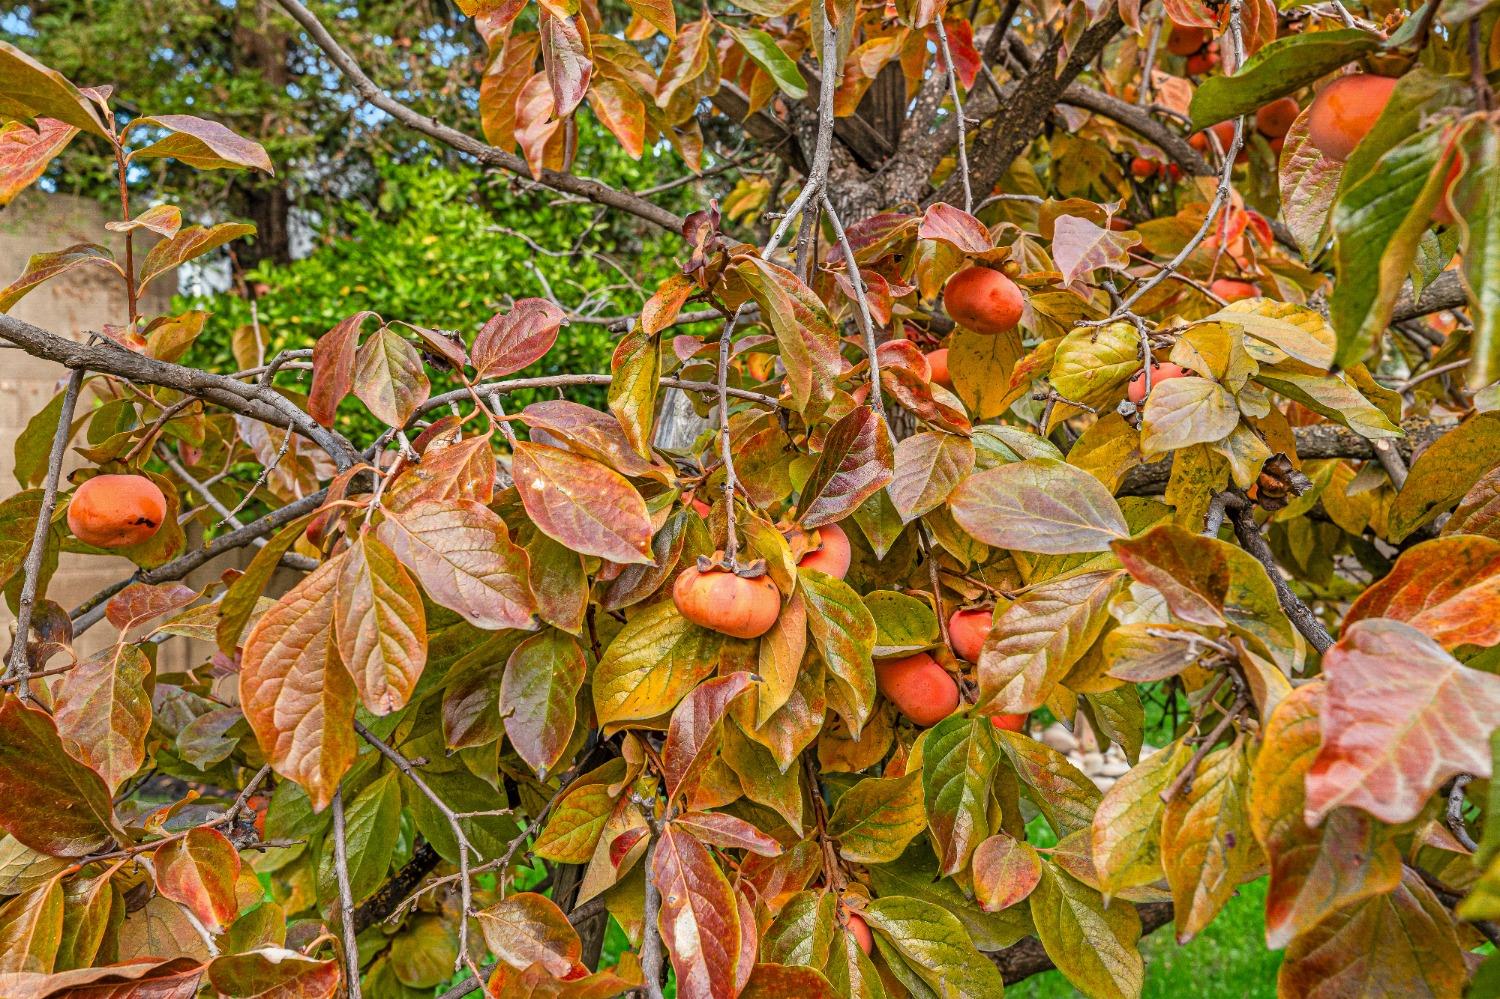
0,192,208,668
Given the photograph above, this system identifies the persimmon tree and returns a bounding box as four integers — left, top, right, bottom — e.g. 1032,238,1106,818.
0,0,1498,994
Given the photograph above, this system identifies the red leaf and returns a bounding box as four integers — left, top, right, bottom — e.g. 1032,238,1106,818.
917,202,992,254
52,645,152,792
386,434,498,509
1306,618,1500,826
502,629,587,778
0,118,77,207
376,499,538,631
153,827,241,933
652,824,743,999
511,443,655,564
672,811,782,857
662,673,754,799
472,298,568,378
1342,535,1500,649
240,558,357,811
539,11,592,118
309,312,379,427
795,407,894,529
0,696,125,856
105,581,197,636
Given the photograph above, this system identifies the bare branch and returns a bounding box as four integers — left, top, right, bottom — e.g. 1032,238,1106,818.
270,0,684,235
0,314,357,470
331,786,363,999
5,368,84,696
1225,496,1335,654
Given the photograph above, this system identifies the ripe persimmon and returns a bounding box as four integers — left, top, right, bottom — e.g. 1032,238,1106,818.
1190,120,1243,162
943,266,1025,335
1306,74,1397,162
1130,156,1161,181
1126,361,1191,405
990,711,1029,732
798,522,852,579
673,560,781,639
1166,23,1209,56
1255,97,1299,139
1185,47,1220,76
875,652,960,726
1211,277,1259,301
927,348,952,389
948,606,992,662
67,474,167,548
844,910,874,955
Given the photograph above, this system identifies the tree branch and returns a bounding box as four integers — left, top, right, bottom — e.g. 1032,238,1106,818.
0,314,357,470
1226,496,1334,653
991,902,1175,983
928,12,1127,207
271,0,685,235
1391,270,1467,323
4,367,83,696
1059,84,1214,176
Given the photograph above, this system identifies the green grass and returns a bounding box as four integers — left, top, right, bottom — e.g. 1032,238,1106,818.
1008,878,1282,999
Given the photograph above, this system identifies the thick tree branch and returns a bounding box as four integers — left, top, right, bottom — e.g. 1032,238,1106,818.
1391,270,1467,323
352,840,441,934
271,0,685,235
991,902,1175,983
929,12,1127,207
0,314,358,470
1060,84,1214,176
1119,418,1456,496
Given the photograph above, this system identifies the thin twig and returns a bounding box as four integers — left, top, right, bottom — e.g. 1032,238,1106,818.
639,836,665,999
1447,774,1478,853
822,192,885,413
1161,698,1246,803
1225,498,1334,653
332,786,363,999
5,368,85,696
355,721,474,971
1371,438,1409,490
934,18,973,213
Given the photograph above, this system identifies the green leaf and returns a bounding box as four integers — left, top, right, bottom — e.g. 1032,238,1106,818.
593,601,727,729
1029,862,1144,999
800,569,877,736
863,895,1007,998
827,771,926,864
865,589,939,658
869,842,1033,950
502,629,586,779
922,715,999,876
317,771,401,903
1453,118,1500,387
1161,741,1261,942
1189,30,1378,128
1329,126,1447,370
1049,321,1140,411
727,26,807,99
1091,741,1191,898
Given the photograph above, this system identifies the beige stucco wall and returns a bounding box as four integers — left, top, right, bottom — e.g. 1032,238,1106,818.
0,192,215,669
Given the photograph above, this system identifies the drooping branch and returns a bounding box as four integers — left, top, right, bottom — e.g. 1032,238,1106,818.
270,0,685,235
0,314,358,470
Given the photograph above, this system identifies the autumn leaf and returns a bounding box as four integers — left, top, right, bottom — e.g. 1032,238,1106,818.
153,827,241,933
333,534,427,714
502,629,586,779
1249,683,1401,949
239,558,357,812
1306,618,1500,826
972,832,1043,911
651,824,743,999
0,697,125,857
949,457,1128,554
512,442,655,564
1160,740,1261,942
1342,534,1500,648
477,892,581,977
